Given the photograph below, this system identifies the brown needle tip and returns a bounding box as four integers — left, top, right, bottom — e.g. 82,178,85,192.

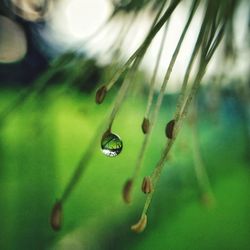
95,85,107,104
122,179,133,204
50,201,63,231
131,214,147,233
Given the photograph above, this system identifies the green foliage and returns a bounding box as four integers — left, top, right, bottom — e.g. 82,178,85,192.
0,90,249,249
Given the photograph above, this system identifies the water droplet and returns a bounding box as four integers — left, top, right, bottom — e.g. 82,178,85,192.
101,132,123,157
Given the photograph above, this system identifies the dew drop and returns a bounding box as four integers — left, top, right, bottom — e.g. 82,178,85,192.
101,132,123,157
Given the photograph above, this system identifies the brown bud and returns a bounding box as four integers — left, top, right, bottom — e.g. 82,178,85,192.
141,118,150,134
122,179,133,204
165,119,175,139
141,176,153,194
131,214,147,233
50,201,63,231
95,85,107,104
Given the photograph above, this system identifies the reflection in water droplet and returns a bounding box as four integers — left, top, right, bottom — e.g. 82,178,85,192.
101,132,123,157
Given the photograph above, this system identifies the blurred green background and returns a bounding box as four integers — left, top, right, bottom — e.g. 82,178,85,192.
0,0,249,249
0,78,249,250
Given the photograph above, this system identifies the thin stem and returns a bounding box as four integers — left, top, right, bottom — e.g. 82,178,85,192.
100,3,164,88
173,0,214,125
0,65,60,123
130,23,169,184
205,22,226,62
150,0,199,124
92,12,138,62
142,140,174,215
106,0,180,91
144,22,169,119
110,13,138,58
60,122,104,203
141,0,181,52
106,57,140,130
105,48,138,91
149,0,169,29
179,25,226,124
138,17,226,218
141,62,206,218
104,1,175,130
130,0,198,195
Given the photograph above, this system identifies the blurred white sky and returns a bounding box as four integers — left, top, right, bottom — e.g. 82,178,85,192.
47,0,249,92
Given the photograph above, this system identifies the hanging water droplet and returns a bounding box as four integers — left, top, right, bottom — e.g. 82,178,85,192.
101,132,123,157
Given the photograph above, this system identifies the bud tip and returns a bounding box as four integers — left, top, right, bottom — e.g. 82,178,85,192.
165,119,175,139
141,176,153,194
123,179,133,204
50,201,63,231
95,85,107,104
131,214,147,233
141,118,150,134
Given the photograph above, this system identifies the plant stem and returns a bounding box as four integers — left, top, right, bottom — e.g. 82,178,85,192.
173,0,215,127
131,0,198,188
60,122,104,203
0,66,59,124
105,0,180,91
138,13,226,218
141,63,206,218
106,57,140,130
104,0,174,130
144,22,169,119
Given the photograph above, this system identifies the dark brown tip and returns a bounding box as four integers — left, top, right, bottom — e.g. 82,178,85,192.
50,201,63,231
122,179,133,204
141,176,153,194
141,118,150,134
95,85,107,104
165,119,175,139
